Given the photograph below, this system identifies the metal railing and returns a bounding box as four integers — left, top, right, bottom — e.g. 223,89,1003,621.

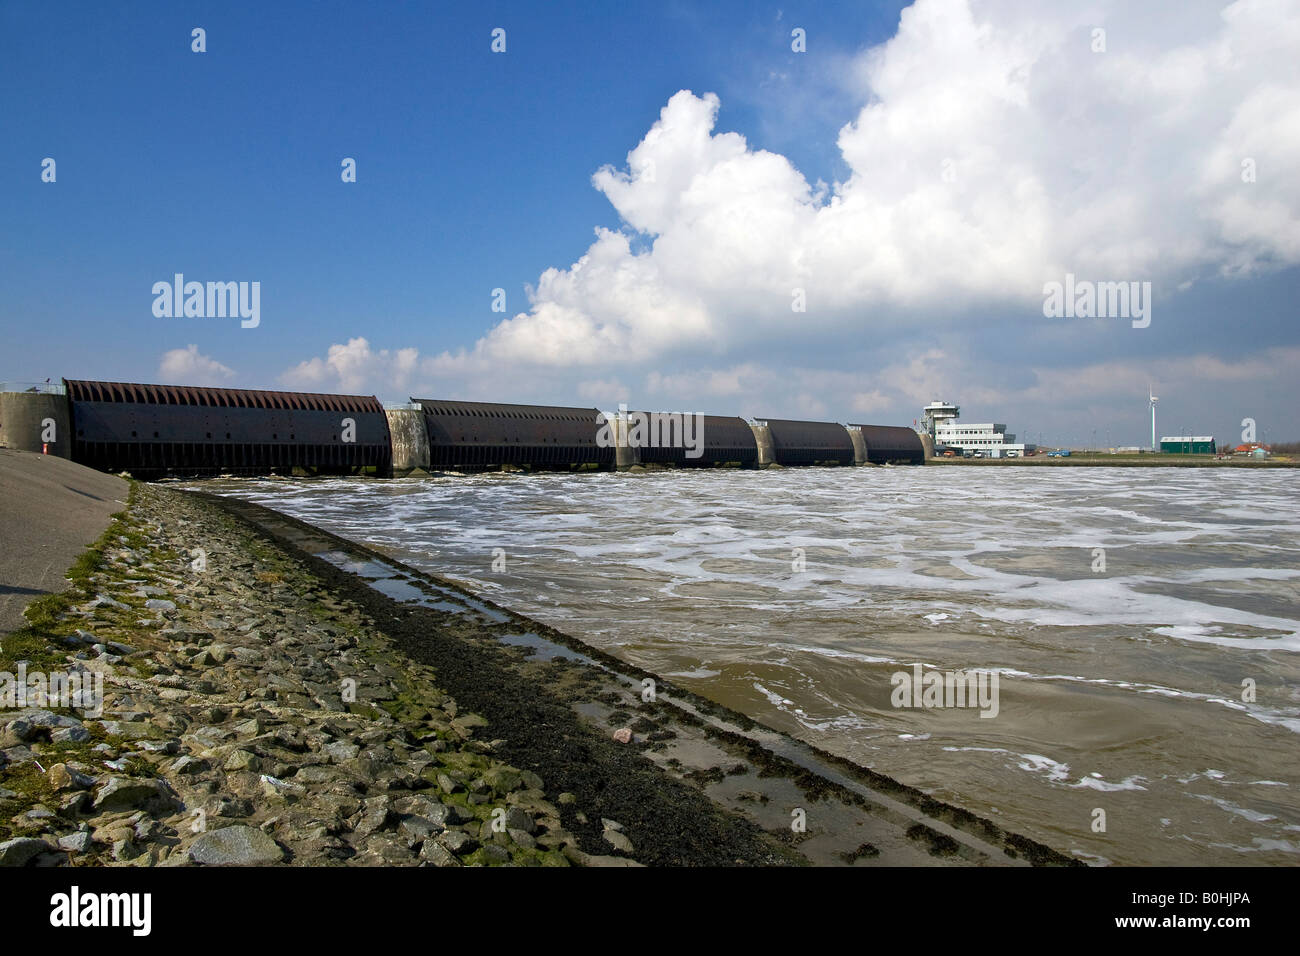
0,381,65,395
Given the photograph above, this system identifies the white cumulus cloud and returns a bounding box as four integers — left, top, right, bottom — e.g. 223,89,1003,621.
440,0,1300,369
280,337,421,395
158,345,234,386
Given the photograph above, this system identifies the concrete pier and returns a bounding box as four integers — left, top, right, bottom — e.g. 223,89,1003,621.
612,415,640,470
384,404,430,475
748,422,775,467
847,426,869,465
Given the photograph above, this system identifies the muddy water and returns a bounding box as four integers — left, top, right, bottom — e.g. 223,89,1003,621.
193,467,1300,865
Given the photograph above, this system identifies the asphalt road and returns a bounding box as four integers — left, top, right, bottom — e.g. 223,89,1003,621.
0,447,127,633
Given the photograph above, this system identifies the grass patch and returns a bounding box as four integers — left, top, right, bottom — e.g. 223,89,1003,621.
0,761,58,842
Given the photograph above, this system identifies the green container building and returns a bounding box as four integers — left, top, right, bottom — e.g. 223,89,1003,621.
1159,436,1216,454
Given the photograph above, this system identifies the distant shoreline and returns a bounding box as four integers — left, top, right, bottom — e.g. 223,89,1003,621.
926,456,1299,468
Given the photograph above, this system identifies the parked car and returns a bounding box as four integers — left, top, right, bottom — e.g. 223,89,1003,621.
1047,449,1071,457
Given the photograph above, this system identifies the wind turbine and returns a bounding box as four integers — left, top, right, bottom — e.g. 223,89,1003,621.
1149,385,1159,452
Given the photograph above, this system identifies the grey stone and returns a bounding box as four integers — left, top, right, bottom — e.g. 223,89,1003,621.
508,828,537,850
504,807,536,834
363,834,415,865
1,719,34,744
51,726,91,744
100,720,163,741
419,841,461,866
401,794,446,821
20,710,85,730
398,815,442,847
47,763,94,791
188,825,284,865
292,765,333,785
60,791,91,815
135,738,178,753
481,767,523,792
58,831,93,853
260,775,306,800
323,741,359,763
0,837,53,867
223,750,260,772
169,755,204,775
480,844,511,864
353,797,392,837
436,829,477,854
93,776,177,813
603,830,635,854
562,845,644,867
443,802,474,825
535,828,575,850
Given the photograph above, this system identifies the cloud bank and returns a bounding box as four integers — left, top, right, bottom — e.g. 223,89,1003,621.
458,0,1300,367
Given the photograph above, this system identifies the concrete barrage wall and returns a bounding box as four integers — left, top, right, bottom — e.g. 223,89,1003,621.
761,419,856,466
627,413,758,468
0,391,72,458
851,424,927,465
65,380,391,478
29,378,926,477
411,398,613,470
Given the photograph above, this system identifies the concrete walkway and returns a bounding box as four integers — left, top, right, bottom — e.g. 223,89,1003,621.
0,447,127,633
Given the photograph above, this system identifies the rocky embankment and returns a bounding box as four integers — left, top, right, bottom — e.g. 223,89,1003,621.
0,483,632,866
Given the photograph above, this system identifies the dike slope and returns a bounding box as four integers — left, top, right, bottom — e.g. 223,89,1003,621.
0,449,128,634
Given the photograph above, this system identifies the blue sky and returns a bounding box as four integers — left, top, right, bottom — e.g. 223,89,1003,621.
2,0,1298,447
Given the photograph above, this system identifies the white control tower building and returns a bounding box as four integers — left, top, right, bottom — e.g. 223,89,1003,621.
921,400,1028,457
921,400,960,437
